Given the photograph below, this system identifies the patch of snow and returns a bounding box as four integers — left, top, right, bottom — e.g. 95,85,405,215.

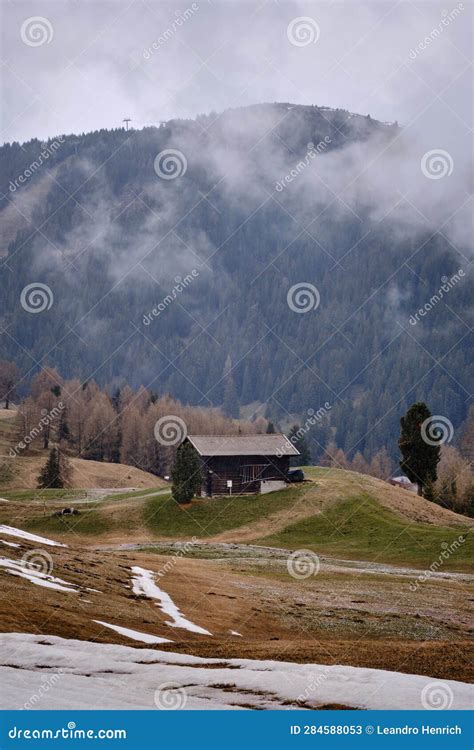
0,525,66,547
0,633,472,711
93,621,172,645
229,630,242,637
0,539,20,548
0,557,77,593
0,498,9,502
131,566,212,636
86,588,102,593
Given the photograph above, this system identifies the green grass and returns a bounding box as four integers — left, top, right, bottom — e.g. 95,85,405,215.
101,487,170,502
25,509,111,536
258,494,473,571
5,487,302,540
0,488,82,502
143,486,304,537
5,474,472,572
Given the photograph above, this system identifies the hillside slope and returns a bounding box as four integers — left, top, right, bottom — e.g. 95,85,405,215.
1,455,166,490
1,469,470,570
0,410,165,490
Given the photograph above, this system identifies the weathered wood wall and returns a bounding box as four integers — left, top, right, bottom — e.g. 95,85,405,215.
198,454,290,496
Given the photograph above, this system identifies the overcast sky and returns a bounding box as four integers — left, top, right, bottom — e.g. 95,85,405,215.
1,0,472,144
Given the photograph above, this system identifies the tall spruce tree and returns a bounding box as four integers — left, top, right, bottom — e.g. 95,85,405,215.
37,447,71,489
399,402,440,497
171,442,203,504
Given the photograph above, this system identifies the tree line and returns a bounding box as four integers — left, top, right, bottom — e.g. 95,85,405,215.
1,358,472,515
6,364,264,478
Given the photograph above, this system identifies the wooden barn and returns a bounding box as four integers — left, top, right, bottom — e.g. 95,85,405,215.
184,434,300,497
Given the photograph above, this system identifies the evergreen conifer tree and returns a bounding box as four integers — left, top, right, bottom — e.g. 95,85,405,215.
399,402,440,497
171,442,203,504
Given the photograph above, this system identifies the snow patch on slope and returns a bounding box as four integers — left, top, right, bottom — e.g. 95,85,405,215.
93,620,172,645
131,566,212,636
0,557,77,593
0,525,66,547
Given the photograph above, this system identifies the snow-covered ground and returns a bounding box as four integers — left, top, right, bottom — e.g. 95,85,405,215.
131,566,212,636
0,557,78,593
1,633,472,711
93,621,172,645
0,525,66,547
0,539,20,548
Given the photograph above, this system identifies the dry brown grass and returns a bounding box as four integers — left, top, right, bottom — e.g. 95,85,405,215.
1,455,165,490
1,537,472,682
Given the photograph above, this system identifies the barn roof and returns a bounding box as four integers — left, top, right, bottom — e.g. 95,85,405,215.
186,434,300,457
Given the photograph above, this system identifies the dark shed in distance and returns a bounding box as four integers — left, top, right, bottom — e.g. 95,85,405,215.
184,434,300,496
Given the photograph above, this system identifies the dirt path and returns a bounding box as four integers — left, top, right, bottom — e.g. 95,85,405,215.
95,540,473,582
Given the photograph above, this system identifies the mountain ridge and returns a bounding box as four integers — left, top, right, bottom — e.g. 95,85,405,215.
0,102,471,463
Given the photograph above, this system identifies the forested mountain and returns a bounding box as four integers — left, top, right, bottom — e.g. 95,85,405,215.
0,103,472,463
